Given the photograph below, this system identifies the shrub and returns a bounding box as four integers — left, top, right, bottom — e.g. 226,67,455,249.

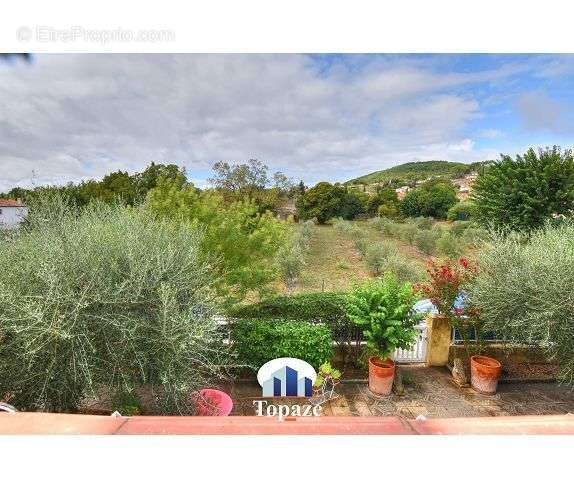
437,232,465,258
414,229,438,255
331,217,354,233
398,222,418,244
416,257,481,359
382,254,426,284
365,242,399,275
229,292,354,347
413,216,435,230
146,175,289,303
0,200,231,413
371,217,400,238
378,203,399,219
296,182,364,223
232,319,332,369
462,226,490,247
415,257,478,317
347,273,422,359
347,223,368,243
277,239,306,289
447,201,476,221
472,146,574,232
399,179,458,219
230,292,348,326
353,238,367,256
450,220,472,237
278,222,314,289
467,222,574,383
299,220,316,242
333,220,369,255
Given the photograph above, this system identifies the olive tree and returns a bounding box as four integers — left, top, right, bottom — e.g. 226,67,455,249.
0,197,232,413
467,221,574,383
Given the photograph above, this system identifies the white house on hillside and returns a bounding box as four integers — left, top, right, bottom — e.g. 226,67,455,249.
0,199,28,230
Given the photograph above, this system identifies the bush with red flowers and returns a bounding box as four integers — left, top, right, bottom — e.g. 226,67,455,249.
414,257,479,319
415,257,484,360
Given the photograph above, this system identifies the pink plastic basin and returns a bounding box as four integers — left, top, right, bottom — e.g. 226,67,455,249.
193,389,233,416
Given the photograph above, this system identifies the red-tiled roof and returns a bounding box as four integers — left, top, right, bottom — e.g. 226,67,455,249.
1,413,574,435
0,199,26,207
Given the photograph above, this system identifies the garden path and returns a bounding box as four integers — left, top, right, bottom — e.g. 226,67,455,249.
225,365,574,418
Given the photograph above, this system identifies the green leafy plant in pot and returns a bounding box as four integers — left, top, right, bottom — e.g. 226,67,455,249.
347,273,422,395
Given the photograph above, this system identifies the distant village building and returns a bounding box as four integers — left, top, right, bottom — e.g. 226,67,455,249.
395,186,410,200
452,172,478,201
0,199,28,230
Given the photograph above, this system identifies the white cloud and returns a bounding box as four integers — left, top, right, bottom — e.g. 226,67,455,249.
478,128,502,139
447,139,475,152
0,54,554,191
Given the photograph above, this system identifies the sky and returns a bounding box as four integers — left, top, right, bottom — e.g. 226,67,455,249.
1,53,574,192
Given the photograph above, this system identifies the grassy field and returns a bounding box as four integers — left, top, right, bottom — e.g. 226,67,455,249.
293,221,428,293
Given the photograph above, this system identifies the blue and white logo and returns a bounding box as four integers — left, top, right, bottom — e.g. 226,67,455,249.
257,358,317,398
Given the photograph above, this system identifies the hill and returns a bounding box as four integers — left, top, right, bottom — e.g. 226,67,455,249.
346,160,485,185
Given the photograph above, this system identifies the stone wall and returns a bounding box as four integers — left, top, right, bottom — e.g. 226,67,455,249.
448,343,553,366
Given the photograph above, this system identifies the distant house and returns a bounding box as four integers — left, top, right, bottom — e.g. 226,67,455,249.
395,186,410,200
0,199,28,230
453,172,478,201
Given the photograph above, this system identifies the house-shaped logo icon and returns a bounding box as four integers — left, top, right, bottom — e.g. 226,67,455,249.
257,358,317,398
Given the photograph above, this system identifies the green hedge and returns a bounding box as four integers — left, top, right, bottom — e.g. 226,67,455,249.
229,292,350,327
232,319,333,369
447,201,476,221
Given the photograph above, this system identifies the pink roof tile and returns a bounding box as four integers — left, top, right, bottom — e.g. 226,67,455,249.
2,413,574,435
0,199,26,208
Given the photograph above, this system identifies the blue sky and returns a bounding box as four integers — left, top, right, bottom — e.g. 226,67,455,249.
1,54,574,191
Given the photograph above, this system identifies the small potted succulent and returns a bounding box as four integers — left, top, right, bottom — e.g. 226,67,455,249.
312,362,342,404
347,273,422,396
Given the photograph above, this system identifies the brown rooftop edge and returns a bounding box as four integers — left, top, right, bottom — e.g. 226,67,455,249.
1,413,574,435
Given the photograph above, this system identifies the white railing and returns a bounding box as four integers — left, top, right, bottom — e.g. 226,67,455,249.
393,321,427,363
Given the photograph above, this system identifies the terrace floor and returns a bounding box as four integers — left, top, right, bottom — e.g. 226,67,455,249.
225,365,574,418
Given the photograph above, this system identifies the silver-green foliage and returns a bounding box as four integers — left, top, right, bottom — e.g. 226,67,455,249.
414,229,439,255
467,221,574,383
370,217,393,235
398,222,418,244
279,221,315,289
332,218,369,255
436,232,464,259
462,226,491,247
382,254,426,284
0,198,231,413
365,242,399,275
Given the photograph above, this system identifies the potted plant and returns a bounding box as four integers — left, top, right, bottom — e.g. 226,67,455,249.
416,257,502,394
347,273,422,396
311,362,342,405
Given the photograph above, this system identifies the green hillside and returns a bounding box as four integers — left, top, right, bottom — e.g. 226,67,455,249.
347,160,481,185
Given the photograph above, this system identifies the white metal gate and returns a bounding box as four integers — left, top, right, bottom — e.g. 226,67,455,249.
393,321,427,363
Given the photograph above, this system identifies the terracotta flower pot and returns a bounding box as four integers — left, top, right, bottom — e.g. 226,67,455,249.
368,357,395,396
192,389,233,416
470,355,502,395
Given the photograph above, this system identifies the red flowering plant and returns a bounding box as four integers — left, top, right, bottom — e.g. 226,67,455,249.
414,257,478,318
415,257,483,358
